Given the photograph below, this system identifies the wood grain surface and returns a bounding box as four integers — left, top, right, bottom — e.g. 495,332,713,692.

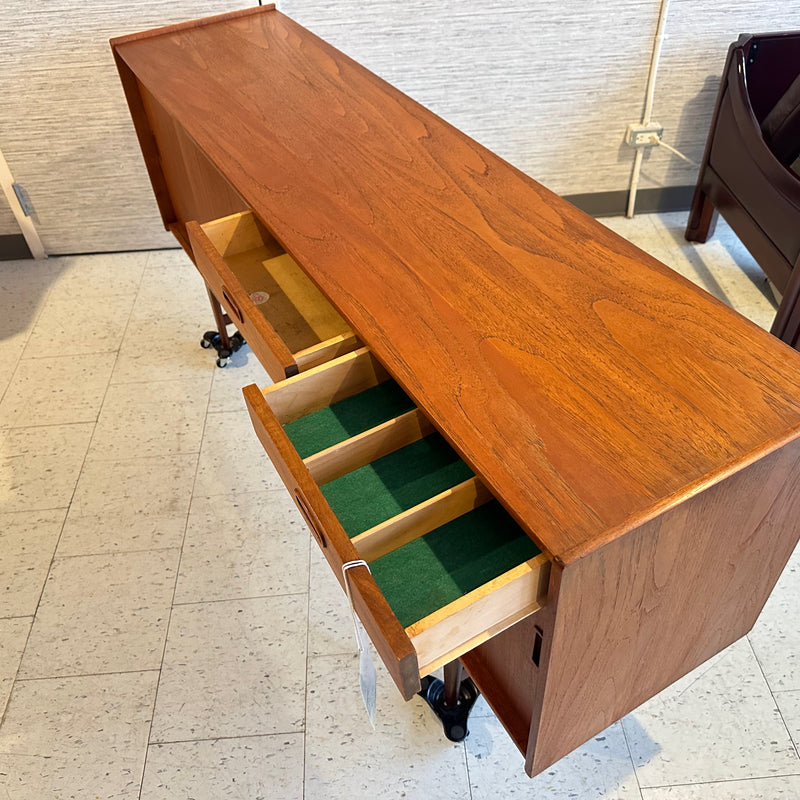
114,10,800,561
526,435,800,773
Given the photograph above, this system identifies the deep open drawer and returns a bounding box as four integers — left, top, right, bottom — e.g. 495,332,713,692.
242,347,551,699
187,211,360,381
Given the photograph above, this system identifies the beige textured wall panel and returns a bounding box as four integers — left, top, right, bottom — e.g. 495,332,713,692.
282,0,659,197
0,1,248,255
2,1,797,253
638,0,800,191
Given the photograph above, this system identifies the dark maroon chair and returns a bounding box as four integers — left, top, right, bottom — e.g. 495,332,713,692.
686,32,800,348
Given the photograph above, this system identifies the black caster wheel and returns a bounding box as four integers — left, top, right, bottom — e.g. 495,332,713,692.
201,331,218,349
216,356,229,368
229,331,246,353
417,674,480,742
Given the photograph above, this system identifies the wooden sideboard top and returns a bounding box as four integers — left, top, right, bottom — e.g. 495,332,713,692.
113,8,800,563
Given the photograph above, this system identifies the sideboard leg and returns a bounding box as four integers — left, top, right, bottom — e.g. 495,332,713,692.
199,286,245,367
417,658,480,742
443,659,463,709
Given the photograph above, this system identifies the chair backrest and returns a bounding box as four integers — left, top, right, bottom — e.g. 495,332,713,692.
744,32,800,166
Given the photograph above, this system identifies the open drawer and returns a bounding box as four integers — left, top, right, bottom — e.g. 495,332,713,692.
187,211,360,381
242,347,551,699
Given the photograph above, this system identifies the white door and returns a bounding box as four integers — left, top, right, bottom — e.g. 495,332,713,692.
0,2,249,255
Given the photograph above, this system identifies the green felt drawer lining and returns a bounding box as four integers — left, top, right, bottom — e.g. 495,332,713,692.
370,500,542,628
282,379,416,458
320,433,474,536
281,373,536,629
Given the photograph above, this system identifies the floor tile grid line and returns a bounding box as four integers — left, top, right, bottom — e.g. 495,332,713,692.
0,328,36,410
171,589,310,608
777,706,800,762
1,419,106,433
12,667,161,684
0,351,22,410
0,617,32,725
137,379,214,800
18,346,136,361
5,253,146,647
657,650,732,706
0,508,67,623
16,254,146,365
748,635,800,762
111,248,217,389
150,729,305,747
31,254,142,448
0,258,64,410
0,284,122,730
642,770,800,792
0,409,96,731
302,531,314,800
52,543,184,561
108,248,206,778
773,689,800,758
461,728,474,800
0,526,64,730
619,708,647,800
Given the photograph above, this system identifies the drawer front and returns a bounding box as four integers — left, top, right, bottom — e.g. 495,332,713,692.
187,211,359,381
243,347,551,699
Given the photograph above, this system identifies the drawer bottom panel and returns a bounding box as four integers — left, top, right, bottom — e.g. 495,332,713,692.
370,499,542,628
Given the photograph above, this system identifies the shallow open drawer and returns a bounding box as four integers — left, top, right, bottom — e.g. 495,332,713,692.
187,210,360,381
242,347,551,699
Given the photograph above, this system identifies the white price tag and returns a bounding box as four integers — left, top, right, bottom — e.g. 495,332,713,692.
342,560,377,728
356,619,376,728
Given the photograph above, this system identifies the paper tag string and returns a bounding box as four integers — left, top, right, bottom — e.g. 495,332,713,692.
342,559,369,647
342,559,377,728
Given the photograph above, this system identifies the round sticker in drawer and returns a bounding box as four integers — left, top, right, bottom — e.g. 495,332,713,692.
250,291,270,305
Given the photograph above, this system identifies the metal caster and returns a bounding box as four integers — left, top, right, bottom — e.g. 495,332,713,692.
229,331,245,353
417,673,480,742
200,330,246,367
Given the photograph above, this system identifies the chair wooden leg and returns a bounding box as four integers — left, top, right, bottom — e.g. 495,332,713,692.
771,252,800,349
685,185,719,243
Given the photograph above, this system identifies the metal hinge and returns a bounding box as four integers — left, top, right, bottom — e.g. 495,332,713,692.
12,182,34,217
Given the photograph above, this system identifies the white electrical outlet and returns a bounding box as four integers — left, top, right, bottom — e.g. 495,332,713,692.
626,123,663,147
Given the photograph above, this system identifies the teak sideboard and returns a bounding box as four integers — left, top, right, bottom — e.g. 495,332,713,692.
112,7,800,776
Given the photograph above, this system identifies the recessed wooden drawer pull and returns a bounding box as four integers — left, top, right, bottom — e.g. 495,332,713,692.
295,489,326,549
221,285,243,324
